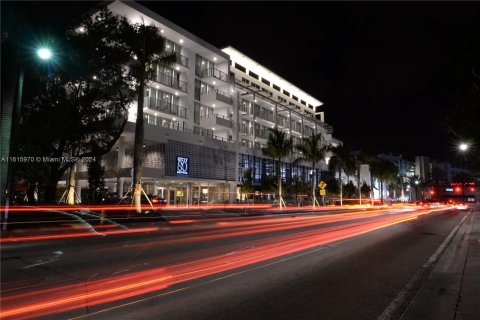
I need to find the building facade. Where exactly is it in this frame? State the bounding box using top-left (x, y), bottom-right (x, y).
top-left (72, 0), bottom-right (338, 205)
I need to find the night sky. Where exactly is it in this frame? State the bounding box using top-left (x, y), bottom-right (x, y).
top-left (4, 1), bottom-right (480, 163)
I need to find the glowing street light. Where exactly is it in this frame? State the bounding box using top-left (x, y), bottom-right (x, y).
top-left (459, 143), bottom-right (469, 152)
top-left (37, 48), bottom-right (53, 60)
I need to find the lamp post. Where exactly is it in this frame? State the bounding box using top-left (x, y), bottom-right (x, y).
top-left (458, 142), bottom-right (469, 203)
top-left (2, 46), bottom-right (53, 230)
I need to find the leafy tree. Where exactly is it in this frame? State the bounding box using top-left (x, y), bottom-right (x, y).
top-left (343, 181), bottom-right (357, 198)
top-left (295, 133), bottom-right (328, 207)
top-left (360, 182), bottom-right (371, 200)
top-left (262, 128), bottom-right (293, 209)
top-left (371, 158), bottom-right (398, 201)
top-left (353, 152), bottom-right (369, 205)
top-left (240, 167), bottom-right (255, 200)
top-left (116, 17), bottom-right (176, 212)
top-left (325, 177), bottom-right (340, 197)
top-left (287, 174), bottom-right (309, 206)
top-left (259, 173), bottom-right (277, 194)
top-left (19, 8), bottom-right (134, 203)
top-left (328, 145), bottom-right (355, 206)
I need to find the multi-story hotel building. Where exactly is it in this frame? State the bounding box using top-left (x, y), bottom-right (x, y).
top-left (74, 0), bottom-right (340, 205)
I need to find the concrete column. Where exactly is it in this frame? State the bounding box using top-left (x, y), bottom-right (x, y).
top-left (229, 182), bottom-right (236, 204)
top-left (274, 103), bottom-right (278, 128)
top-left (252, 94), bottom-right (256, 147)
top-left (187, 182), bottom-right (193, 207)
top-left (301, 115), bottom-right (304, 141)
top-left (288, 110), bottom-right (292, 139)
top-left (153, 183), bottom-right (158, 196)
top-left (167, 187), bottom-right (171, 206)
top-left (117, 177), bottom-right (123, 197)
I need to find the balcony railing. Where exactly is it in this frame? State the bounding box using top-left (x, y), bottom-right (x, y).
top-left (161, 51), bottom-right (189, 69)
top-left (194, 126), bottom-right (231, 142)
top-left (173, 52), bottom-right (189, 68)
top-left (197, 67), bottom-right (231, 82)
top-left (150, 73), bottom-right (188, 93)
top-left (145, 97), bottom-right (187, 118)
top-left (201, 88), bottom-right (233, 105)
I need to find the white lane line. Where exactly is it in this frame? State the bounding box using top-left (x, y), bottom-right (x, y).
top-left (24, 251), bottom-right (64, 269)
top-left (378, 212), bottom-right (470, 320)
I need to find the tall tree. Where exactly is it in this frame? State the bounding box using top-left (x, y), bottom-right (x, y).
top-left (294, 133), bottom-right (328, 207)
top-left (18, 8), bottom-right (134, 203)
top-left (240, 167), bottom-right (255, 201)
top-left (371, 158), bottom-right (398, 202)
top-left (328, 145), bottom-right (355, 206)
top-left (262, 128), bottom-right (293, 209)
top-left (287, 174), bottom-right (309, 206)
top-left (353, 152), bottom-right (369, 205)
top-left (117, 18), bottom-right (176, 213)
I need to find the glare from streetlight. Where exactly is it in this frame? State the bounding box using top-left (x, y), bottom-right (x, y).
top-left (459, 143), bottom-right (469, 152)
top-left (37, 48), bottom-right (52, 60)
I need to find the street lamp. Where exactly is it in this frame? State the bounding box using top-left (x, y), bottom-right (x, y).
top-left (459, 143), bottom-right (469, 152)
top-left (37, 48), bottom-right (52, 60)
top-left (3, 46), bottom-right (54, 229)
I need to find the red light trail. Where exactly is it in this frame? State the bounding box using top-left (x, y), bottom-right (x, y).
top-left (0, 207), bottom-right (452, 319)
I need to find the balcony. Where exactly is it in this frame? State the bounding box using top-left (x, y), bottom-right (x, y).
top-left (197, 67), bottom-right (231, 83)
top-left (144, 97), bottom-right (187, 118)
top-left (200, 89), bottom-right (233, 108)
top-left (172, 52), bottom-right (189, 69)
top-left (150, 73), bottom-right (188, 93)
top-left (200, 113), bottom-right (232, 130)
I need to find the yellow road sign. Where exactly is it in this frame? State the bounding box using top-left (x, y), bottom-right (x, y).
top-left (320, 189), bottom-right (327, 196)
top-left (318, 181), bottom-right (327, 189)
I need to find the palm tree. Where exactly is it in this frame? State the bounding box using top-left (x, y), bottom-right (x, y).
top-left (118, 18), bottom-right (176, 212)
top-left (353, 152), bottom-right (369, 205)
top-left (371, 158), bottom-right (398, 202)
top-left (328, 145), bottom-right (355, 206)
top-left (262, 128), bottom-right (293, 209)
top-left (295, 133), bottom-right (328, 207)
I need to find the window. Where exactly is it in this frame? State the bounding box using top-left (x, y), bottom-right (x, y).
top-left (292, 95), bottom-right (298, 101)
top-left (301, 100), bottom-right (306, 106)
top-left (252, 83), bottom-right (260, 90)
top-left (261, 78), bottom-right (270, 85)
top-left (235, 63), bottom-right (246, 73)
top-left (272, 84), bottom-right (280, 91)
top-left (278, 97), bottom-right (287, 103)
top-left (242, 77), bottom-right (250, 84)
top-left (248, 70), bottom-right (259, 80)
top-left (283, 90), bottom-right (290, 97)
top-left (309, 104), bottom-right (314, 110)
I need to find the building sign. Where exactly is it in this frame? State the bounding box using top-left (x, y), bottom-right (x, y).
top-left (176, 156), bottom-right (189, 175)
top-left (445, 188), bottom-right (453, 192)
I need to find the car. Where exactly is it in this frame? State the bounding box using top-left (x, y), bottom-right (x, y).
top-left (456, 203), bottom-right (469, 211)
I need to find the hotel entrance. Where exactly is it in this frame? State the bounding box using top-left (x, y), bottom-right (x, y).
top-left (151, 180), bottom-right (233, 207)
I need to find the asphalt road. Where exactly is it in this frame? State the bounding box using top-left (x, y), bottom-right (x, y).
top-left (1, 206), bottom-right (474, 320)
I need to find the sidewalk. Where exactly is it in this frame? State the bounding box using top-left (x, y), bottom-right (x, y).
top-left (401, 208), bottom-right (480, 320)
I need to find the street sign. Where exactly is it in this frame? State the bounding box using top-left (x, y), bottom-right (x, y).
top-left (320, 189), bottom-right (327, 196)
top-left (318, 181), bottom-right (327, 190)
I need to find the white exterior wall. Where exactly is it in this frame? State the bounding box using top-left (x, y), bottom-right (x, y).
top-left (72, 1), bottom-right (341, 205)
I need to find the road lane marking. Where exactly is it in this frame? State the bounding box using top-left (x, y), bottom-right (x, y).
top-left (378, 212), bottom-right (470, 320)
